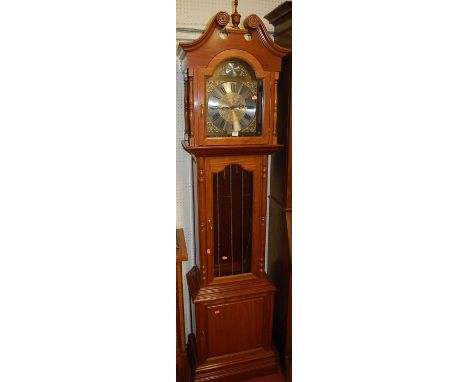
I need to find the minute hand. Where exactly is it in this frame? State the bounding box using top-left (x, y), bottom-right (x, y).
top-left (232, 110), bottom-right (241, 132)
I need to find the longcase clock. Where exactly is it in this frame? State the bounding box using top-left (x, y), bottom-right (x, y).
top-left (178, 4), bottom-right (290, 381)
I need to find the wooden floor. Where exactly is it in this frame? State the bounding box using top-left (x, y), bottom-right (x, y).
top-left (244, 354), bottom-right (290, 382)
top-left (244, 367), bottom-right (286, 382)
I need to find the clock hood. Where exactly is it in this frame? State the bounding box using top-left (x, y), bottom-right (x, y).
top-left (177, 11), bottom-right (290, 72)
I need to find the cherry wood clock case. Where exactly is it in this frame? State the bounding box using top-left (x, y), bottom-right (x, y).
top-left (178, 5), bottom-right (289, 381)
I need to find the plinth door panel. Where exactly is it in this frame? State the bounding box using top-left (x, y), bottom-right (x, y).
top-left (206, 297), bottom-right (263, 358)
top-left (190, 288), bottom-right (276, 378)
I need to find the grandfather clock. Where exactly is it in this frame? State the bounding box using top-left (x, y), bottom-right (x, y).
top-left (178, 3), bottom-right (290, 381)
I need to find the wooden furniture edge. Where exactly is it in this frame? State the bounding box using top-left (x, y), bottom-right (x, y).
top-left (176, 228), bottom-right (189, 262)
top-left (182, 141), bottom-right (283, 156)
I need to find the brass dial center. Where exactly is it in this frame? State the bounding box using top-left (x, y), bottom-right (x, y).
top-left (218, 93), bottom-right (247, 122)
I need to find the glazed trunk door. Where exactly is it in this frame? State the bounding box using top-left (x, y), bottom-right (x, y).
top-left (212, 164), bottom-right (253, 277)
top-left (205, 156), bottom-right (262, 282)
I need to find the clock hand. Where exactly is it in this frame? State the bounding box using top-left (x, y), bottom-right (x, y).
top-left (229, 104), bottom-right (245, 110)
top-left (232, 110), bottom-right (241, 132)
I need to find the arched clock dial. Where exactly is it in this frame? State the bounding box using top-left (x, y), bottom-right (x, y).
top-left (205, 59), bottom-right (262, 137)
top-left (207, 81), bottom-right (256, 134)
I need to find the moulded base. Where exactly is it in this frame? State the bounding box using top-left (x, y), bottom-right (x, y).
top-left (187, 334), bottom-right (277, 382)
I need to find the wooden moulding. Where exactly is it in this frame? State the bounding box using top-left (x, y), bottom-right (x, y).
top-left (182, 141), bottom-right (282, 157)
top-left (187, 68), bottom-right (195, 146)
top-left (191, 349), bottom-right (277, 382)
top-left (183, 77), bottom-right (189, 141)
top-left (258, 155), bottom-right (269, 278)
top-left (179, 12), bottom-right (290, 71)
top-left (196, 157), bottom-right (208, 286)
top-left (179, 11), bottom-right (289, 57)
top-left (194, 277), bottom-right (276, 303)
top-left (243, 14), bottom-right (290, 58)
top-left (186, 265), bottom-right (276, 303)
top-left (273, 72), bottom-right (279, 141)
top-left (179, 12), bottom-right (229, 56)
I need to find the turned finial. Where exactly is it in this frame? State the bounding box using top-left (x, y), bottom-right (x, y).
top-left (231, 0), bottom-right (241, 29)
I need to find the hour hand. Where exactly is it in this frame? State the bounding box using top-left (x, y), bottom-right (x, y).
top-left (232, 110), bottom-right (241, 132)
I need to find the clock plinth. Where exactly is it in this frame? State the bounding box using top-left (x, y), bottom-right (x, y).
top-left (179, 7), bottom-right (290, 381)
top-left (186, 267), bottom-right (277, 382)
